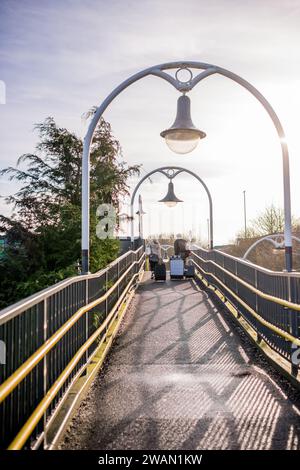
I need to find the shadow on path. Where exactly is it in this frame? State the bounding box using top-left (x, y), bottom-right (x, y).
top-left (61, 276), bottom-right (300, 450)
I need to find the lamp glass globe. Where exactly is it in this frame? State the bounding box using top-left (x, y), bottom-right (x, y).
top-left (165, 129), bottom-right (200, 154)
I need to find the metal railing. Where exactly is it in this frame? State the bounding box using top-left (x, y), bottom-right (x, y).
top-left (0, 246), bottom-right (145, 449)
top-left (191, 247), bottom-right (300, 373)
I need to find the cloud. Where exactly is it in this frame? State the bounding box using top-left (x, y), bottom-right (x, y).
top-left (1, 0), bottom-right (300, 243)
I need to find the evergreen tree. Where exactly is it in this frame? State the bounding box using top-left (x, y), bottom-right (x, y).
top-left (0, 116), bottom-right (139, 308)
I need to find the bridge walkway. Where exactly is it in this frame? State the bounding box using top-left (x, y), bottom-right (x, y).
top-left (60, 275), bottom-right (300, 450)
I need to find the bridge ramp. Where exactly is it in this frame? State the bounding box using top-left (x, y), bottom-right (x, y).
top-left (61, 276), bottom-right (300, 450)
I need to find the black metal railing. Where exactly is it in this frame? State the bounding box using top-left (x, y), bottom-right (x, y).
top-left (191, 247), bottom-right (300, 369)
top-left (0, 246), bottom-right (145, 449)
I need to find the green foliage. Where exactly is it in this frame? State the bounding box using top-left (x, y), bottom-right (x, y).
top-left (235, 205), bottom-right (299, 241)
top-left (0, 115), bottom-right (139, 308)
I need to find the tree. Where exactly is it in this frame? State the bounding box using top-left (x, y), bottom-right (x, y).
top-left (225, 205), bottom-right (300, 271)
top-left (252, 204), bottom-right (285, 235)
top-left (0, 116), bottom-right (139, 308)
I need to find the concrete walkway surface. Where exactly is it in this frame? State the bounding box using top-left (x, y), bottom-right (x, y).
top-left (61, 276), bottom-right (300, 450)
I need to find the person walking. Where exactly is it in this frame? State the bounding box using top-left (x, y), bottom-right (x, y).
top-left (148, 239), bottom-right (161, 279)
top-left (174, 234), bottom-right (190, 264)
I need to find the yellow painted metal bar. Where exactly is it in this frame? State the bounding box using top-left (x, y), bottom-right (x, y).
top-left (48, 286), bottom-right (137, 450)
top-left (192, 259), bottom-right (300, 347)
top-left (192, 252), bottom-right (300, 311)
top-left (0, 255), bottom-right (144, 405)
top-left (7, 267), bottom-right (144, 450)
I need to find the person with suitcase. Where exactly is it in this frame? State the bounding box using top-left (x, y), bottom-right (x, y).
top-left (148, 240), bottom-right (161, 279)
top-left (174, 234), bottom-right (190, 265)
top-left (184, 260), bottom-right (195, 278)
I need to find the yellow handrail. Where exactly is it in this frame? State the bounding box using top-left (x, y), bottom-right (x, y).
top-left (7, 269), bottom-right (143, 450)
top-left (192, 251), bottom-right (300, 311)
top-left (4, 248), bottom-right (299, 449)
top-left (0, 255), bottom-right (144, 404)
top-left (192, 258), bottom-right (300, 347)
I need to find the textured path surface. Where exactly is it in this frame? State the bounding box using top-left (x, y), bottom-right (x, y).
top-left (61, 276), bottom-right (300, 450)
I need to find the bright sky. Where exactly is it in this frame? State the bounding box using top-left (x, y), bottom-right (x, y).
top-left (1, 0), bottom-right (300, 245)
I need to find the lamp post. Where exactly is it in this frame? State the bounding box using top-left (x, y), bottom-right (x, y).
top-left (135, 194), bottom-right (146, 239)
top-left (207, 218), bottom-right (210, 249)
top-left (243, 190), bottom-right (247, 238)
top-left (82, 61), bottom-right (292, 273)
top-left (130, 166), bottom-right (213, 249)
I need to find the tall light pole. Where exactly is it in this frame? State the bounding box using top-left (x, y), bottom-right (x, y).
top-left (81, 61), bottom-right (292, 273)
top-left (243, 190), bottom-right (247, 238)
top-left (207, 218), bottom-right (210, 249)
top-left (135, 194), bottom-right (145, 240)
top-left (130, 166), bottom-right (214, 249)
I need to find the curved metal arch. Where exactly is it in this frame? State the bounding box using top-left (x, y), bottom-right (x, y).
top-left (243, 234), bottom-right (300, 260)
top-left (130, 166), bottom-right (213, 249)
top-left (82, 60), bottom-right (292, 273)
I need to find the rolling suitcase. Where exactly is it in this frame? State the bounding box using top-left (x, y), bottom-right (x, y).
top-left (184, 263), bottom-right (195, 278)
top-left (170, 256), bottom-right (184, 280)
top-left (154, 262), bottom-right (166, 281)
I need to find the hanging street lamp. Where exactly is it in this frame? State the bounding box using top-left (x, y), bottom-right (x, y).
top-left (158, 179), bottom-right (183, 207)
top-left (82, 61), bottom-right (293, 273)
top-left (160, 94), bottom-right (206, 154)
top-left (130, 166), bottom-right (213, 249)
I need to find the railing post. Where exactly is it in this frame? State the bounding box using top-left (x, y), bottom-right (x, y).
top-left (235, 260), bottom-right (241, 319)
top-left (43, 298), bottom-right (48, 449)
top-left (117, 261), bottom-right (120, 299)
top-left (105, 270), bottom-right (108, 341)
top-left (85, 279), bottom-right (89, 367)
top-left (135, 249), bottom-right (138, 274)
top-left (254, 268), bottom-right (262, 343)
top-left (222, 254), bottom-right (225, 283)
top-left (289, 275), bottom-right (299, 376)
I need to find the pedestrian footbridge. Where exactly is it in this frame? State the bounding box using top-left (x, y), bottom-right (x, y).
top-left (0, 245), bottom-right (300, 449)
